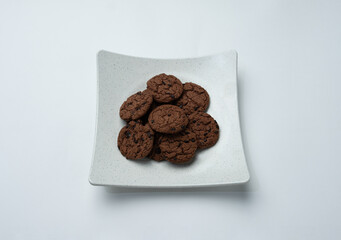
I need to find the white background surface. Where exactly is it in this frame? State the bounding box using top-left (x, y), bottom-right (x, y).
top-left (1, 0), bottom-right (340, 239)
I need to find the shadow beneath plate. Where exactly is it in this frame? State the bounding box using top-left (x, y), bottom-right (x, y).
top-left (97, 181), bottom-right (254, 206)
top-left (104, 180), bottom-right (252, 194)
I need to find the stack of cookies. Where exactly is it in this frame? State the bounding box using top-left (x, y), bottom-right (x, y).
top-left (117, 73), bottom-right (219, 164)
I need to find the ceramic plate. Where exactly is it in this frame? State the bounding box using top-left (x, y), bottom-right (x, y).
top-left (89, 50), bottom-right (250, 188)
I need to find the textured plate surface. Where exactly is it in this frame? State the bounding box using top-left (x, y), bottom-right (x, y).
top-left (89, 50), bottom-right (249, 188)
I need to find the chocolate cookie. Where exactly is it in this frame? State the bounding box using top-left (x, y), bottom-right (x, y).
top-left (117, 121), bottom-right (154, 159)
top-left (140, 99), bottom-right (158, 124)
top-left (119, 91), bottom-right (153, 121)
top-left (148, 105), bottom-right (188, 134)
top-left (187, 112), bottom-right (219, 149)
top-left (176, 82), bottom-right (210, 115)
top-left (147, 73), bottom-right (183, 103)
top-left (159, 130), bottom-right (197, 164)
top-left (148, 133), bottom-right (164, 161)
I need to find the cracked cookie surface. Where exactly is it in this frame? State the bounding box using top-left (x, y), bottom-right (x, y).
top-left (119, 91), bottom-right (153, 121)
top-left (159, 130), bottom-right (197, 164)
top-left (187, 112), bottom-right (219, 149)
top-left (176, 82), bottom-right (209, 115)
top-left (117, 121), bottom-right (154, 159)
top-left (147, 73), bottom-right (183, 103)
top-left (148, 105), bottom-right (188, 134)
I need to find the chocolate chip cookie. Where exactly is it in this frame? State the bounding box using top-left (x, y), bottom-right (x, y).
top-left (147, 73), bottom-right (183, 103)
top-left (117, 121), bottom-right (154, 159)
top-left (119, 91), bottom-right (153, 121)
top-left (176, 82), bottom-right (210, 115)
top-left (187, 112), bottom-right (219, 149)
top-left (159, 130), bottom-right (197, 164)
top-left (148, 105), bottom-right (188, 134)
top-left (140, 99), bottom-right (158, 124)
top-left (148, 133), bottom-right (164, 161)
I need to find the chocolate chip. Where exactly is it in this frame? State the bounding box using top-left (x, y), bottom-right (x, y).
top-left (194, 106), bottom-right (199, 111)
top-left (204, 138), bottom-right (207, 142)
top-left (170, 94), bottom-right (175, 99)
top-left (127, 102), bottom-right (132, 106)
top-left (168, 114), bottom-right (171, 116)
top-left (216, 124), bottom-right (219, 129)
top-left (197, 123), bottom-right (200, 126)
top-left (191, 138), bottom-right (195, 142)
top-left (142, 101), bottom-right (146, 105)
top-left (125, 131), bottom-right (131, 138)
top-left (137, 91), bottom-right (142, 95)
top-left (214, 130), bottom-right (219, 134)
top-left (168, 84), bottom-right (172, 87)
top-left (155, 147), bottom-right (161, 154)
top-left (184, 140), bottom-right (189, 143)
top-left (136, 106), bottom-right (140, 110)
top-left (171, 127), bottom-right (175, 131)
top-left (208, 128), bottom-right (211, 132)
top-left (141, 137), bottom-right (144, 142)
top-left (147, 131), bottom-right (152, 138)
top-left (151, 120), bottom-right (154, 123)
top-left (178, 143), bottom-right (182, 147)
top-left (134, 139), bottom-right (138, 143)
top-left (204, 133), bottom-right (208, 136)
top-left (179, 104), bottom-right (183, 108)
top-left (181, 125), bottom-right (185, 129)
top-left (192, 120), bottom-right (196, 123)
top-left (185, 131), bottom-right (190, 134)
top-left (162, 80), bottom-right (166, 85)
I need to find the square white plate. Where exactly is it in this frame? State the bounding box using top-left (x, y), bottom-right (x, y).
top-left (89, 50), bottom-right (250, 188)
